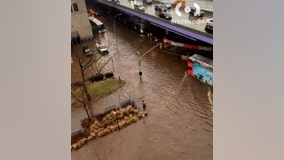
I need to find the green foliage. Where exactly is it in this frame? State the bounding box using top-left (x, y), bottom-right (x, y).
top-left (74, 79), bottom-right (126, 100)
top-left (105, 72), bottom-right (114, 78)
top-left (89, 73), bottom-right (104, 82)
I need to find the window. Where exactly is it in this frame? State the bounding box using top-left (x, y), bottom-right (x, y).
top-left (72, 3), bottom-right (79, 12)
top-left (71, 6), bottom-right (73, 12)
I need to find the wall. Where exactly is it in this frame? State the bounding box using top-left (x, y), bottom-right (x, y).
top-left (71, 0), bottom-right (93, 40)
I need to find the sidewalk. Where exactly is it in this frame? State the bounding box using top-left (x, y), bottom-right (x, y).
top-left (71, 92), bottom-right (144, 133)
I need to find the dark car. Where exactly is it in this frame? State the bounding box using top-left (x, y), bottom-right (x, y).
top-left (83, 46), bottom-right (92, 56)
top-left (189, 7), bottom-right (205, 17)
top-left (143, 0), bottom-right (153, 4)
top-left (158, 12), bottom-right (172, 20)
top-left (112, 0), bottom-right (120, 4)
top-left (133, 23), bottom-right (148, 34)
top-left (134, 3), bottom-right (145, 12)
top-left (159, 2), bottom-right (172, 9)
top-left (155, 4), bottom-right (167, 12)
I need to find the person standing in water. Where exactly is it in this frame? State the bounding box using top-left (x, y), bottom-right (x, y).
top-left (142, 100), bottom-right (146, 111)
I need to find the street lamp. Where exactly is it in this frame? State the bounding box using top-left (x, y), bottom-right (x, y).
top-left (112, 13), bottom-right (122, 77)
top-left (113, 13), bottom-right (122, 45)
top-left (137, 43), bottom-right (161, 79)
top-left (111, 58), bottom-right (115, 74)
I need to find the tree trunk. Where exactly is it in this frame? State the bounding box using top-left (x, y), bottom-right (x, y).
top-left (80, 66), bottom-right (94, 117)
top-left (83, 103), bottom-right (91, 121)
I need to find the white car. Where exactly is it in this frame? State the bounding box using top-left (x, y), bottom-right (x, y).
top-left (96, 43), bottom-right (108, 54)
top-left (98, 29), bottom-right (106, 34)
top-left (205, 19), bottom-right (213, 34)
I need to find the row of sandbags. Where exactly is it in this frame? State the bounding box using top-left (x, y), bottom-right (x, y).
top-left (71, 105), bottom-right (146, 150)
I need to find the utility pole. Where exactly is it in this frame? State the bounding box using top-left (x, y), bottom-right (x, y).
top-left (111, 58), bottom-right (115, 75)
top-left (112, 13), bottom-right (122, 76)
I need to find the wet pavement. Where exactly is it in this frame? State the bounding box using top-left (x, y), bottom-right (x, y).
top-left (71, 16), bottom-right (213, 160)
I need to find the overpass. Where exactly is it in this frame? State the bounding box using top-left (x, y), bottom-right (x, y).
top-left (95, 0), bottom-right (213, 45)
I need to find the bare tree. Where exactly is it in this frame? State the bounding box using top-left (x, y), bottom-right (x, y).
top-left (72, 51), bottom-right (103, 117)
top-left (71, 87), bottom-right (91, 120)
top-left (71, 44), bottom-right (118, 118)
top-left (71, 28), bottom-right (122, 119)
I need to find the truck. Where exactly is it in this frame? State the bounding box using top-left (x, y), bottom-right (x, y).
top-left (172, 0), bottom-right (186, 8)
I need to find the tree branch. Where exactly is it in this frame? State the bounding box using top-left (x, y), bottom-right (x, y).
top-left (71, 88), bottom-right (85, 104)
top-left (73, 51), bottom-right (80, 63)
top-left (96, 57), bottom-right (113, 73)
top-left (82, 54), bottom-right (103, 71)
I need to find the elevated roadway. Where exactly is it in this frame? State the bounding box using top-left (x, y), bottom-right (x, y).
top-left (95, 0), bottom-right (213, 44)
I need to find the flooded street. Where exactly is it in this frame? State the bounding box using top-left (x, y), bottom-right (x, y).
top-left (71, 16), bottom-right (213, 160)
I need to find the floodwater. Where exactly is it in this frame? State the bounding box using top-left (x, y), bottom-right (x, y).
top-left (71, 16), bottom-right (213, 160)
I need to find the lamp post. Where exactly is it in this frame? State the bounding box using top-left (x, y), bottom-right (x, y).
top-left (113, 13), bottom-right (122, 45)
top-left (112, 13), bottom-right (122, 76)
top-left (111, 58), bottom-right (115, 74)
top-left (137, 43), bottom-right (161, 79)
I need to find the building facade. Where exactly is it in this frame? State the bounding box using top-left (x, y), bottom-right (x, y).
top-left (71, 0), bottom-right (93, 44)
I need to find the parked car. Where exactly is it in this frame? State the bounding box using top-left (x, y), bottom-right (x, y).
top-left (154, 4), bottom-right (167, 12)
top-left (158, 12), bottom-right (172, 20)
top-left (83, 46), bottom-right (92, 56)
top-left (143, 0), bottom-right (153, 4)
top-left (205, 19), bottom-right (213, 34)
top-left (189, 7), bottom-right (205, 17)
top-left (134, 3), bottom-right (145, 12)
top-left (159, 2), bottom-right (172, 9)
top-left (112, 0), bottom-right (120, 4)
top-left (96, 42), bottom-right (108, 54)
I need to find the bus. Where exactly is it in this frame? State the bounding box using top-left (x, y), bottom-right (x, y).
top-left (187, 54), bottom-right (213, 86)
top-left (89, 16), bottom-right (105, 34)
